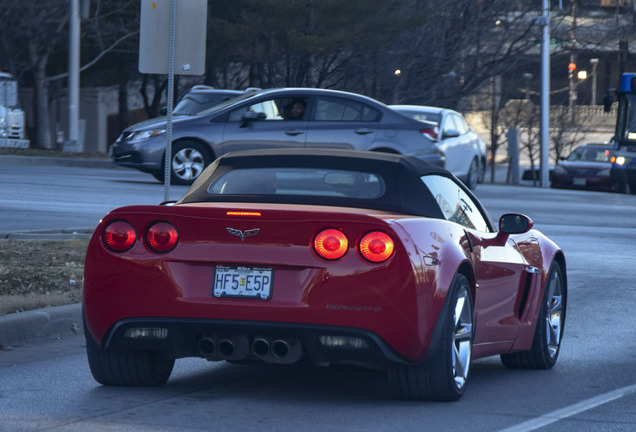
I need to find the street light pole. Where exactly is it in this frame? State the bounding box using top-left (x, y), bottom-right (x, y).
top-left (539, 0), bottom-right (550, 188)
top-left (66, 0), bottom-right (80, 153)
top-left (590, 58), bottom-right (599, 105)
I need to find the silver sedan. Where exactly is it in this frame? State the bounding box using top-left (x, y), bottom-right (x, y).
top-left (111, 88), bottom-right (446, 185)
top-left (391, 105), bottom-right (487, 189)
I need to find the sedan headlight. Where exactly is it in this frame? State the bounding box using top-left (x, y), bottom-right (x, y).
top-left (611, 155), bottom-right (634, 166)
top-left (130, 129), bottom-right (165, 142)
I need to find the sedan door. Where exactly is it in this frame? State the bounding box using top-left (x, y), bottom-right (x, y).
top-left (220, 96), bottom-right (310, 154)
top-left (304, 96), bottom-right (379, 150)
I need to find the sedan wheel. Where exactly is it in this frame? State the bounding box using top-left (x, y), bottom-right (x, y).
top-left (388, 273), bottom-right (473, 401)
top-left (501, 261), bottom-right (566, 369)
top-left (465, 158), bottom-right (478, 190)
top-left (170, 141), bottom-right (211, 185)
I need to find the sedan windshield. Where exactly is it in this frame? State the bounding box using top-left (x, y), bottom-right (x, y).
top-left (567, 146), bottom-right (611, 162)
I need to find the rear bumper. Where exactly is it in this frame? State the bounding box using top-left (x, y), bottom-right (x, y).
top-left (101, 317), bottom-right (414, 368)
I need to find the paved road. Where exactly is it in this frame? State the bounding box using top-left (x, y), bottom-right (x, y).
top-left (0, 160), bottom-right (188, 236)
top-left (1, 161), bottom-right (635, 431)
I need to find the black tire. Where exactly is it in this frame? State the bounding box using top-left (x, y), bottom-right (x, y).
top-left (465, 158), bottom-right (479, 190)
top-left (388, 273), bottom-right (473, 401)
top-left (501, 261), bottom-right (566, 369)
top-left (84, 320), bottom-right (174, 386)
top-left (169, 141), bottom-right (212, 185)
top-left (151, 170), bottom-right (165, 183)
top-left (478, 158), bottom-right (486, 184)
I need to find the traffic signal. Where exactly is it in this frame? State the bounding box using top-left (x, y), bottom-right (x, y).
top-left (568, 62), bottom-right (576, 78)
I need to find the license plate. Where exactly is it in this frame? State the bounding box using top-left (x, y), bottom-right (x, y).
top-left (213, 266), bottom-right (273, 299)
top-left (573, 177), bottom-right (586, 186)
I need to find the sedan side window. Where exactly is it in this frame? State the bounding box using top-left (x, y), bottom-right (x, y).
top-left (228, 98), bottom-right (298, 122)
top-left (421, 175), bottom-right (490, 232)
top-left (314, 97), bottom-right (380, 122)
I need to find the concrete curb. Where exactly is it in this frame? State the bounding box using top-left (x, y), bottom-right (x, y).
top-left (0, 303), bottom-right (83, 348)
top-left (0, 228), bottom-right (95, 240)
top-left (0, 155), bottom-right (116, 169)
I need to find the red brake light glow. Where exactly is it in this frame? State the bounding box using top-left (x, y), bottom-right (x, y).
top-left (226, 211), bottom-right (262, 217)
top-left (103, 221), bottom-right (136, 252)
top-left (146, 222), bottom-right (179, 253)
top-left (314, 229), bottom-right (349, 260)
top-left (359, 231), bottom-right (394, 263)
top-left (421, 126), bottom-right (438, 142)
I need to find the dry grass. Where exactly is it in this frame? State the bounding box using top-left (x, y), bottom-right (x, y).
top-left (0, 238), bottom-right (88, 316)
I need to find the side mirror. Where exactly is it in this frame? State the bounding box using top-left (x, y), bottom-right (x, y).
top-left (492, 213), bottom-right (533, 245)
top-left (443, 128), bottom-right (460, 139)
top-left (499, 213), bottom-right (533, 234)
top-left (240, 111), bottom-right (267, 128)
top-left (242, 111), bottom-right (267, 121)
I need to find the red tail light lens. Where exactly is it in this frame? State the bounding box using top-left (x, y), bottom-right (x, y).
top-left (421, 127), bottom-right (438, 142)
top-left (314, 229), bottom-right (349, 260)
top-left (359, 231), bottom-right (394, 263)
top-left (103, 221), bottom-right (136, 252)
top-left (146, 222), bottom-right (179, 253)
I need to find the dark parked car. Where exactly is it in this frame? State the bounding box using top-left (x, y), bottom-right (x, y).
top-left (390, 105), bottom-right (487, 189)
top-left (551, 143), bottom-right (623, 192)
top-left (110, 88), bottom-right (445, 185)
top-left (84, 149), bottom-right (566, 401)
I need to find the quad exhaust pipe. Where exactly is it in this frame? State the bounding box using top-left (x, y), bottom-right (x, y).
top-left (197, 335), bottom-right (249, 361)
top-left (198, 334), bottom-right (302, 364)
top-left (252, 336), bottom-right (302, 364)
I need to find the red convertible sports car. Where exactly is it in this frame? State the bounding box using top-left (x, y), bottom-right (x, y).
top-left (83, 149), bottom-right (567, 401)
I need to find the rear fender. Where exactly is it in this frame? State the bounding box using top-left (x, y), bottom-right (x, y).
top-left (508, 230), bottom-right (566, 351)
top-left (392, 219), bottom-right (473, 363)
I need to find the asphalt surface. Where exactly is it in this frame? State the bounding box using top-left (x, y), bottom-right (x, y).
top-left (0, 154), bottom-right (537, 350)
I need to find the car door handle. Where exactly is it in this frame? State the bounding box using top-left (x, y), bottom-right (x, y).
top-left (355, 128), bottom-right (375, 135)
top-left (285, 129), bottom-right (305, 136)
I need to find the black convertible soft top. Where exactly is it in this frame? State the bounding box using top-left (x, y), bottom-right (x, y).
top-left (177, 149), bottom-right (455, 218)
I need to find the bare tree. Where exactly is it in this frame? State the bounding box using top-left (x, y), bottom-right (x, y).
top-left (0, 0), bottom-right (138, 149)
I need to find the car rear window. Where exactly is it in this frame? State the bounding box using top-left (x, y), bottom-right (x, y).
top-left (207, 168), bottom-right (386, 199)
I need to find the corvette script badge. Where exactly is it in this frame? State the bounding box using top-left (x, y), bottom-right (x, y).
top-left (226, 227), bottom-right (260, 241)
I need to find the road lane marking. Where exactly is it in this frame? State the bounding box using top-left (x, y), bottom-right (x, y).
top-left (498, 383), bottom-right (636, 432)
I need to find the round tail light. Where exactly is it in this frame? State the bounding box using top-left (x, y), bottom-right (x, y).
top-left (359, 231), bottom-right (394, 263)
top-left (314, 229), bottom-right (349, 260)
top-left (146, 222), bottom-right (179, 253)
top-left (103, 221), bottom-right (136, 252)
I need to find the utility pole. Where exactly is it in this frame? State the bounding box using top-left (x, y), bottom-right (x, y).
top-left (568, 0), bottom-right (578, 123)
top-left (65, 0), bottom-right (80, 153)
top-left (539, 0), bottom-right (550, 188)
top-left (590, 58), bottom-right (599, 105)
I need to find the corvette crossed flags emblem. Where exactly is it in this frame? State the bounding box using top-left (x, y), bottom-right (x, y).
top-left (226, 227), bottom-right (260, 241)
